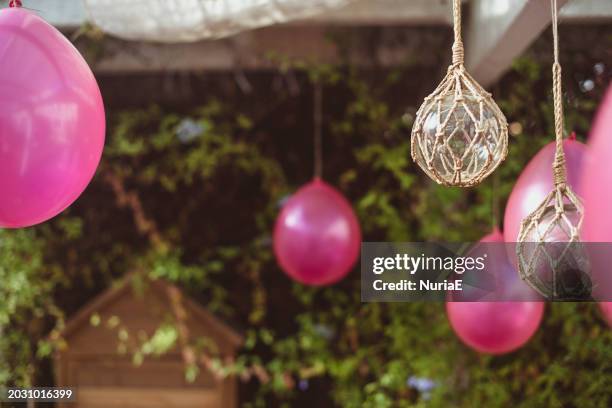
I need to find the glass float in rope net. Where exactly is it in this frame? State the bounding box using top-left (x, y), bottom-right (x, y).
top-left (516, 187), bottom-right (592, 300)
top-left (410, 0), bottom-right (508, 187)
top-left (411, 76), bottom-right (508, 187)
top-left (517, 0), bottom-right (592, 301)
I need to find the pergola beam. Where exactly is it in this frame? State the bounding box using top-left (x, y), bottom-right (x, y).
top-left (465, 0), bottom-right (612, 87)
top-left (85, 26), bottom-right (446, 73)
top-left (465, 0), bottom-right (570, 88)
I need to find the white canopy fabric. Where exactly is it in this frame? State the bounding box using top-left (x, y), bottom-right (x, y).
top-left (83, 0), bottom-right (352, 42)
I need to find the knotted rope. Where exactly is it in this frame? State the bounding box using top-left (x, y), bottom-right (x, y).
top-left (451, 0), bottom-right (464, 66)
top-left (551, 0), bottom-right (567, 188)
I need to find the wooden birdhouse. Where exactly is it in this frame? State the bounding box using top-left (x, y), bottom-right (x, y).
top-left (54, 276), bottom-right (242, 408)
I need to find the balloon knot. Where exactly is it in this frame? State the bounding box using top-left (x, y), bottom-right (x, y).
top-left (569, 131), bottom-right (577, 141)
top-left (9, 0), bottom-right (22, 7)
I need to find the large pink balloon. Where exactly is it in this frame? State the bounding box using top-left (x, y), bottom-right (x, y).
top-left (503, 139), bottom-right (587, 244)
top-left (583, 85), bottom-right (612, 243)
top-left (582, 85), bottom-right (612, 300)
top-left (0, 8), bottom-right (105, 227)
top-left (273, 178), bottom-right (361, 286)
top-left (447, 229), bottom-right (545, 354)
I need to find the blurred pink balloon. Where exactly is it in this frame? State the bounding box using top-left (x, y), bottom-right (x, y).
top-left (0, 8), bottom-right (105, 227)
top-left (480, 229), bottom-right (503, 244)
top-left (447, 229), bottom-right (545, 354)
top-left (273, 178), bottom-right (361, 286)
top-left (582, 86), bottom-right (612, 300)
top-left (503, 138), bottom-right (587, 244)
top-left (583, 85), bottom-right (612, 243)
top-left (600, 303), bottom-right (612, 328)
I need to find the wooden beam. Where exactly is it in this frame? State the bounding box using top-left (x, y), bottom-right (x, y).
top-left (84, 25), bottom-right (449, 74)
top-left (465, 0), bottom-right (570, 88)
top-left (88, 26), bottom-right (338, 73)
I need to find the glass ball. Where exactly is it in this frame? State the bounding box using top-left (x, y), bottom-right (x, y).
top-left (518, 203), bottom-right (591, 300)
top-left (526, 203), bottom-right (581, 242)
top-left (413, 93), bottom-right (506, 186)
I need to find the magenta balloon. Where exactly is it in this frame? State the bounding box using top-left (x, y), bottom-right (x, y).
top-left (447, 229), bottom-right (545, 354)
top-left (0, 8), bottom-right (105, 227)
top-left (583, 86), bottom-right (612, 243)
top-left (600, 303), bottom-right (612, 328)
top-left (273, 178), bottom-right (361, 286)
top-left (582, 86), bottom-right (612, 299)
top-left (503, 139), bottom-right (587, 244)
top-left (480, 228), bottom-right (503, 244)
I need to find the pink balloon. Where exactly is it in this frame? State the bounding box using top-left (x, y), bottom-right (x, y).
top-left (273, 178), bottom-right (361, 286)
top-left (583, 85), bottom-right (612, 243)
top-left (0, 8), bottom-right (105, 227)
top-left (503, 139), bottom-right (588, 244)
top-left (447, 229), bottom-right (545, 354)
top-left (479, 228), bottom-right (504, 245)
top-left (582, 86), bottom-right (612, 299)
top-left (600, 303), bottom-right (612, 328)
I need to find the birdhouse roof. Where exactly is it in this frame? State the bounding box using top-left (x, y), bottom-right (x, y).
top-left (60, 274), bottom-right (243, 349)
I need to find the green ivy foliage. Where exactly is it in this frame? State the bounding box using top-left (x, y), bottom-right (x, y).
top-left (0, 25), bottom-right (610, 407)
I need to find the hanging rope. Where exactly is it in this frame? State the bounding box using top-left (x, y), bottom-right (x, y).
top-left (551, 0), bottom-right (567, 188)
top-left (313, 83), bottom-right (323, 179)
top-left (451, 0), bottom-right (464, 66)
